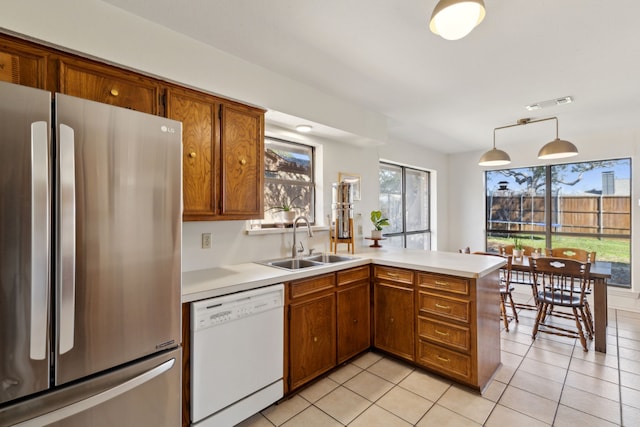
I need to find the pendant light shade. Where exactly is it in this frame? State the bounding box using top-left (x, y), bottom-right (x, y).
top-left (538, 138), bottom-right (579, 160)
top-left (478, 147), bottom-right (511, 166)
top-left (429, 0), bottom-right (486, 41)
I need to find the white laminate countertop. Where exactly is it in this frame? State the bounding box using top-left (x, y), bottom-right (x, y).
top-left (181, 247), bottom-right (505, 303)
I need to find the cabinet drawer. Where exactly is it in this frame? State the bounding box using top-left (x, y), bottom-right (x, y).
top-left (418, 340), bottom-right (471, 381)
top-left (418, 273), bottom-right (469, 296)
top-left (290, 274), bottom-right (336, 299)
top-left (418, 317), bottom-right (470, 352)
top-left (418, 292), bottom-right (470, 323)
top-left (337, 266), bottom-right (369, 286)
top-left (374, 266), bottom-right (413, 285)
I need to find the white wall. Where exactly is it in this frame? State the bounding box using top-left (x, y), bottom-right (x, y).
top-left (448, 128), bottom-right (640, 293)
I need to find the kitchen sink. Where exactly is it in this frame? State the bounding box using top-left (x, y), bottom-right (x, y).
top-left (259, 253), bottom-right (358, 271)
top-left (267, 259), bottom-right (323, 270)
top-left (305, 254), bottom-right (356, 263)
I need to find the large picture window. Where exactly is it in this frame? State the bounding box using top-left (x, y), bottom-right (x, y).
top-left (485, 158), bottom-right (631, 287)
top-left (264, 138), bottom-right (315, 226)
top-left (379, 162), bottom-right (431, 249)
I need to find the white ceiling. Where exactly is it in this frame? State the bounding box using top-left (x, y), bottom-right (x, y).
top-left (101, 0), bottom-right (640, 154)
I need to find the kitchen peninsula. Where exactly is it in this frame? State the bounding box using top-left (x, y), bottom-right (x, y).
top-left (182, 248), bottom-right (504, 426)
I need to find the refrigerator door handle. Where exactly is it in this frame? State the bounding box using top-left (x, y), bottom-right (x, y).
top-left (58, 124), bottom-right (76, 355)
top-left (11, 358), bottom-right (176, 427)
top-left (30, 121), bottom-right (49, 361)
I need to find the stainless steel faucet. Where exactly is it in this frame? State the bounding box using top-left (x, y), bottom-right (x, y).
top-left (292, 216), bottom-right (313, 258)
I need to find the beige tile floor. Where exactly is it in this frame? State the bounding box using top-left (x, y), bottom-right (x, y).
top-left (238, 289), bottom-right (640, 427)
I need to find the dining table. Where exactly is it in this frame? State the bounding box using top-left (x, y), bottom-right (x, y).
top-left (510, 256), bottom-right (612, 353)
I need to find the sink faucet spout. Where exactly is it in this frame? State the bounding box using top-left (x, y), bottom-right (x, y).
top-left (292, 215), bottom-right (313, 258)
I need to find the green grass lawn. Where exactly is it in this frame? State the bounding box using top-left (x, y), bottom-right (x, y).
top-left (487, 235), bottom-right (630, 263)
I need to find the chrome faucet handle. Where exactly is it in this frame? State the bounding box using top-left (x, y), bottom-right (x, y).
top-left (308, 248), bottom-right (315, 257)
top-left (297, 241), bottom-right (305, 254)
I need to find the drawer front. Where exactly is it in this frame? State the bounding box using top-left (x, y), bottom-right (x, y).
top-left (418, 273), bottom-right (469, 296)
top-left (290, 273), bottom-right (336, 299)
top-left (418, 292), bottom-right (470, 323)
top-left (418, 317), bottom-right (470, 352)
top-left (337, 266), bottom-right (370, 286)
top-left (374, 266), bottom-right (413, 285)
top-left (418, 340), bottom-right (471, 381)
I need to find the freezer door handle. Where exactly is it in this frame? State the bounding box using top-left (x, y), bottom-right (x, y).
top-left (58, 124), bottom-right (76, 355)
top-left (30, 121), bottom-right (49, 360)
top-left (11, 358), bottom-right (176, 427)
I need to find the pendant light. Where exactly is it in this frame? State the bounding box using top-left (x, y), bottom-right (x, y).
top-left (478, 128), bottom-right (511, 166)
top-left (537, 118), bottom-right (578, 159)
top-left (429, 0), bottom-right (486, 41)
top-left (479, 116), bottom-right (578, 167)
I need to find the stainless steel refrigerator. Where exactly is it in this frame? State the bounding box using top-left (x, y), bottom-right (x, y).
top-left (0, 81), bottom-right (182, 426)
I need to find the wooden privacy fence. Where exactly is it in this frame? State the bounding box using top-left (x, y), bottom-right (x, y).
top-left (487, 194), bottom-right (630, 235)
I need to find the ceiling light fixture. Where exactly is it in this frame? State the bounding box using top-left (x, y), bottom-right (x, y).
top-left (478, 128), bottom-right (511, 167)
top-left (478, 116), bottom-right (578, 166)
top-left (429, 0), bottom-right (486, 41)
top-left (525, 96), bottom-right (573, 111)
top-left (295, 124), bottom-right (312, 133)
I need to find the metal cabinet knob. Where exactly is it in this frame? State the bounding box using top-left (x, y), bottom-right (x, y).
top-left (110, 89), bottom-right (119, 96)
top-left (313, 336), bottom-right (318, 342)
top-left (240, 158), bottom-right (247, 165)
top-left (189, 152), bottom-right (197, 158)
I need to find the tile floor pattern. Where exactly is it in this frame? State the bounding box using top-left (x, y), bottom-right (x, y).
top-left (238, 290), bottom-right (640, 427)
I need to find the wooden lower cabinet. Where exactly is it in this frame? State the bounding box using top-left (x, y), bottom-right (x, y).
top-left (286, 266), bottom-right (371, 392)
top-left (373, 266), bottom-right (415, 362)
top-left (415, 271), bottom-right (501, 391)
top-left (336, 266), bottom-right (371, 363)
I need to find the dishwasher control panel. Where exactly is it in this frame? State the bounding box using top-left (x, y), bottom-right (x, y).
top-left (192, 284), bottom-right (284, 331)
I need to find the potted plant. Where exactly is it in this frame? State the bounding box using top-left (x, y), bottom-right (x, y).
top-left (512, 236), bottom-right (524, 259)
top-left (370, 210), bottom-right (389, 239)
top-left (266, 194), bottom-right (303, 225)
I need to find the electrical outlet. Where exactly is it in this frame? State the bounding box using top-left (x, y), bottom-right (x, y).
top-left (201, 233), bottom-right (211, 249)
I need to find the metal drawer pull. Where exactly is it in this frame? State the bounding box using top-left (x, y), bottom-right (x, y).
top-left (435, 329), bottom-right (450, 336)
top-left (435, 280), bottom-right (450, 287)
top-left (435, 303), bottom-right (451, 310)
top-left (437, 355), bottom-right (450, 363)
top-left (386, 272), bottom-right (399, 278)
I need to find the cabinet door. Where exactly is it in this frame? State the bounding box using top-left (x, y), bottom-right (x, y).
top-left (219, 103), bottom-right (264, 218)
top-left (289, 294), bottom-right (336, 390)
top-left (0, 36), bottom-right (47, 88)
top-left (374, 282), bottom-right (414, 361)
top-left (58, 58), bottom-right (160, 114)
top-left (166, 87), bottom-right (219, 219)
top-left (337, 281), bottom-right (370, 363)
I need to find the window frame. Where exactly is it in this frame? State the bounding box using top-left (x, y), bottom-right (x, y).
top-left (379, 161), bottom-right (431, 249)
top-left (263, 137), bottom-right (316, 227)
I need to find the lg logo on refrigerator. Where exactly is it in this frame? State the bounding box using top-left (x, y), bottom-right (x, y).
top-left (160, 125), bottom-right (176, 133)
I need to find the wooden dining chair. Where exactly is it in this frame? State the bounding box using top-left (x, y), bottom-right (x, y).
top-left (544, 247), bottom-right (596, 263)
top-left (472, 252), bottom-right (519, 331)
top-left (529, 257), bottom-right (592, 351)
top-left (499, 245), bottom-right (539, 311)
top-left (544, 247), bottom-right (596, 333)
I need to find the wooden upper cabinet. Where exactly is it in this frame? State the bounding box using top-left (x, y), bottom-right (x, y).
top-left (166, 87), bottom-right (219, 218)
top-left (58, 57), bottom-right (160, 114)
top-left (220, 103), bottom-right (264, 218)
top-left (167, 86), bottom-right (265, 221)
top-left (0, 36), bottom-right (48, 89)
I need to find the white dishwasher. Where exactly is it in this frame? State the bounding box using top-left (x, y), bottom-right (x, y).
top-left (191, 284), bottom-right (284, 427)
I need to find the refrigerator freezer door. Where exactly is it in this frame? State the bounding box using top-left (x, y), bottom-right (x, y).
top-left (54, 94), bottom-right (182, 385)
top-left (0, 81), bottom-right (51, 405)
top-left (0, 348), bottom-right (181, 426)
